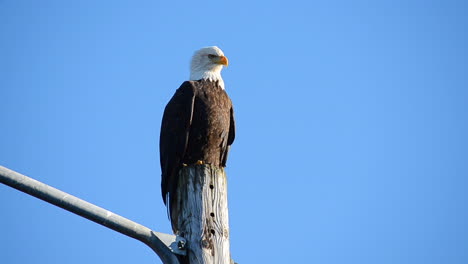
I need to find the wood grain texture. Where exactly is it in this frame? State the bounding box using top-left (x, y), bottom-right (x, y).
top-left (173, 164), bottom-right (231, 264)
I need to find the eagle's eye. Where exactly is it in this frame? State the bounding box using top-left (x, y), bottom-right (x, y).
top-left (207, 54), bottom-right (216, 59)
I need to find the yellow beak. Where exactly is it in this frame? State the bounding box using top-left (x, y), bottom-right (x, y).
top-left (217, 55), bottom-right (229, 67)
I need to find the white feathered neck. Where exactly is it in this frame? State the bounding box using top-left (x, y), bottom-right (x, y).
top-left (189, 46), bottom-right (226, 89)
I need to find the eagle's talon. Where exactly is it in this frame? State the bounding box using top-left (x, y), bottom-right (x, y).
top-left (182, 163), bottom-right (188, 167)
top-left (196, 160), bottom-right (204, 165)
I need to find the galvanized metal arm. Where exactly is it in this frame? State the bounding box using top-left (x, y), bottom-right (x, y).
top-left (0, 165), bottom-right (185, 264)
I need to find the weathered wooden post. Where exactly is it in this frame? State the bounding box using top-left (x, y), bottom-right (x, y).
top-left (172, 165), bottom-right (231, 264)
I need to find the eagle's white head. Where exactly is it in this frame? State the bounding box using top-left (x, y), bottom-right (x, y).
top-left (190, 46), bottom-right (229, 89)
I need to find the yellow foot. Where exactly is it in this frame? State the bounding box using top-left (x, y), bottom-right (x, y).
top-left (196, 160), bottom-right (204, 165)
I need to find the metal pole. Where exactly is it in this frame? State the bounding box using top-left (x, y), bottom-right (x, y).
top-left (0, 165), bottom-right (183, 264)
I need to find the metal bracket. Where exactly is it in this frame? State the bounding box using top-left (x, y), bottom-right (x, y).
top-left (153, 231), bottom-right (187, 256)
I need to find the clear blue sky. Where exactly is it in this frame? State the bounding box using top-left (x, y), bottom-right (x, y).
top-left (1, 1), bottom-right (467, 263)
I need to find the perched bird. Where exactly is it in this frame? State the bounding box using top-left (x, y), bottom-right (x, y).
top-left (160, 46), bottom-right (235, 228)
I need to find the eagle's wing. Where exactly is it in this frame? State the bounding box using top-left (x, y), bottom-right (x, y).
top-left (160, 81), bottom-right (196, 205)
top-left (221, 104), bottom-right (236, 167)
top-left (228, 106), bottom-right (235, 146)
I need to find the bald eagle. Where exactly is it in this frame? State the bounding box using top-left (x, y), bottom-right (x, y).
top-left (160, 46), bottom-right (235, 225)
